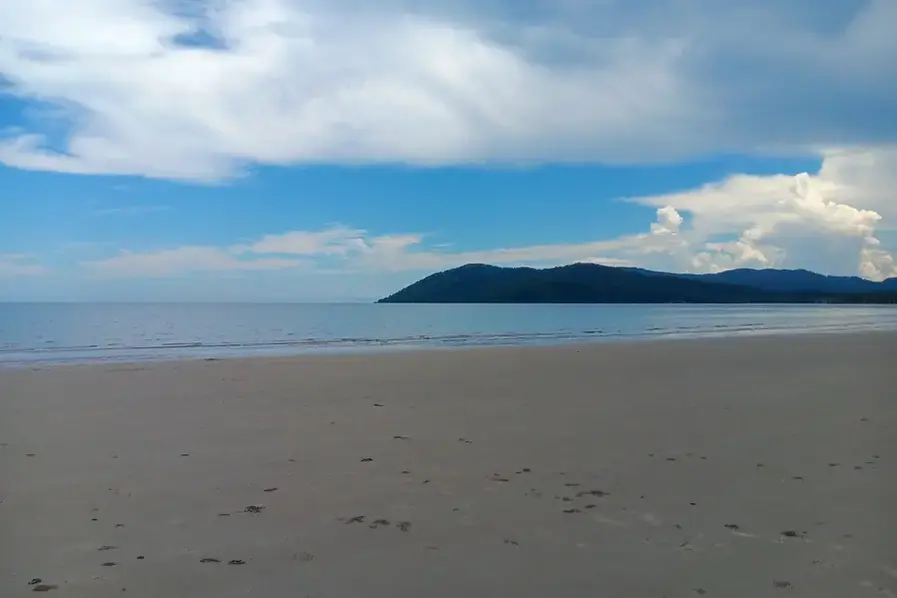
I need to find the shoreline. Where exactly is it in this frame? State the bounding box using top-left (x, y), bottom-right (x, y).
top-left (4, 325), bottom-right (897, 371)
top-left (2, 332), bottom-right (894, 597)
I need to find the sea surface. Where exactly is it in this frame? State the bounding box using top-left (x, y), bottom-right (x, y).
top-left (1, 303), bottom-right (896, 367)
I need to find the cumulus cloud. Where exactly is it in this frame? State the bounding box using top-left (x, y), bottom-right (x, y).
top-left (628, 148), bottom-right (897, 279)
top-left (1, 0), bottom-right (896, 180)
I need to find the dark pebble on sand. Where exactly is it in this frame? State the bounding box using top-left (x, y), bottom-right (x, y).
top-left (101, 562), bottom-right (117, 567)
top-left (666, 457), bottom-right (676, 462)
top-left (115, 523), bottom-right (125, 528)
top-left (373, 403), bottom-right (384, 407)
top-left (263, 487), bottom-right (278, 492)
top-left (397, 521), bottom-right (412, 532)
top-left (522, 468), bottom-right (531, 472)
top-left (773, 580), bottom-right (793, 589)
top-left (244, 505), bottom-right (265, 513)
top-left (346, 515), bottom-right (365, 524)
top-left (228, 560), bottom-right (245, 566)
top-left (393, 435), bottom-right (409, 440)
top-left (781, 530), bottom-right (802, 538)
top-left (562, 508), bottom-right (582, 514)
top-left (181, 453), bottom-right (190, 457)
top-left (28, 579), bottom-right (42, 585)
top-left (26, 453), bottom-right (36, 457)
top-left (361, 457), bottom-right (373, 462)
top-left (200, 558), bottom-right (221, 564)
top-left (98, 546), bottom-right (118, 551)
top-left (91, 518), bottom-right (98, 522)
top-left (136, 556), bottom-right (144, 560)
top-left (31, 585), bottom-right (58, 592)
top-left (725, 524), bottom-right (740, 530)
top-left (504, 539), bottom-right (519, 546)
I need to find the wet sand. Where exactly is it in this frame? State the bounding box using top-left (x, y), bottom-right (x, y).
top-left (1, 333), bottom-right (895, 597)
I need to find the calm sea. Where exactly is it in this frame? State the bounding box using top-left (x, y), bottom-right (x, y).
top-left (1, 303), bottom-right (896, 367)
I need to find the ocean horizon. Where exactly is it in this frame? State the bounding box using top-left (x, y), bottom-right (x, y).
top-left (2, 302), bottom-right (897, 367)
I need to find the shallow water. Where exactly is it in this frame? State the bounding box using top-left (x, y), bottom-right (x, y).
top-left (1, 302), bottom-right (896, 366)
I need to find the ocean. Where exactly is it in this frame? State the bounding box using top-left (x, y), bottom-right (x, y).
top-left (1, 302), bottom-right (896, 367)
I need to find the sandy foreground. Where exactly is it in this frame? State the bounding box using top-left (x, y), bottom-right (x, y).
top-left (1, 333), bottom-right (895, 598)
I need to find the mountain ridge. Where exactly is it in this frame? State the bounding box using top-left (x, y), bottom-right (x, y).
top-left (378, 263), bottom-right (897, 304)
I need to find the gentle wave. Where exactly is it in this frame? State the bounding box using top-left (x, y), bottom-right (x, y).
top-left (2, 319), bottom-right (895, 367)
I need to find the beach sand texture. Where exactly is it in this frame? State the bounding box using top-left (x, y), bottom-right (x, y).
top-left (1, 333), bottom-right (895, 597)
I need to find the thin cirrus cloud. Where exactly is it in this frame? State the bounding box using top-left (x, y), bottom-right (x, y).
top-left (0, 254), bottom-right (48, 277)
top-left (0, 0), bottom-right (896, 180)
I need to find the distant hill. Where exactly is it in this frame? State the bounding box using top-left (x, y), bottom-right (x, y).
top-left (378, 263), bottom-right (897, 304)
top-left (683, 268), bottom-right (897, 293)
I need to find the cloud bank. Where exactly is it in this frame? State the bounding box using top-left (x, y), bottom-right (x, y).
top-left (1, 0), bottom-right (896, 180)
top-left (76, 148), bottom-right (897, 282)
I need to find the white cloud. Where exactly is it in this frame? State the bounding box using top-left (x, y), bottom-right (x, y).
top-left (0, 254), bottom-right (47, 277)
top-left (1, 0), bottom-right (895, 180)
top-left (627, 148), bottom-right (897, 279)
top-left (237, 226), bottom-right (366, 256)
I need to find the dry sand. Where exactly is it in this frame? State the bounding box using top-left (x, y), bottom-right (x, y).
top-left (1, 333), bottom-right (896, 597)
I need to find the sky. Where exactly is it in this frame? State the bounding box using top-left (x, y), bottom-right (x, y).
top-left (1, 0), bottom-right (896, 301)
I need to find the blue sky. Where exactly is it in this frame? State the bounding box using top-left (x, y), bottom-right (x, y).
top-left (1, 0), bottom-right (896, 301)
